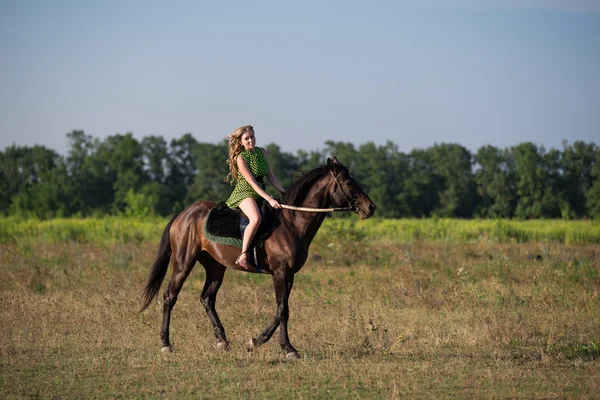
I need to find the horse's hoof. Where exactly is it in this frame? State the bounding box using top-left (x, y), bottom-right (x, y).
top-left (286, 351), bottom-right (300, 359)
top-left (161, 345), bottom-right (172, 353)
top-left (246, 338), bottom-right (257, 352)
top-left (216, 341), bottom-right (229, 351)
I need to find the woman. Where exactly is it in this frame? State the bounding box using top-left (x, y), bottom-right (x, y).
top-left (225, 125), bottom-right (286, 269)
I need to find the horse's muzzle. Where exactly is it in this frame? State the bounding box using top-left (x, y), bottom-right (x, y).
top-left (357, 203), bottom-right (376, 219)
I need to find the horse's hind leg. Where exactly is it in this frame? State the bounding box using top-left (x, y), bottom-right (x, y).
top-left (160, 248), bottom-right (198, 352)
top-left (198, 256), bottom-right (228, 350)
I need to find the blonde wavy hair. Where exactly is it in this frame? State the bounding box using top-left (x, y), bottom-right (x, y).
top-left (225, 125), bottom-right (254, 184)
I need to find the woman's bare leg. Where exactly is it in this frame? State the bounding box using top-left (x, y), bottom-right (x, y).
top-left (237, 197), bottom-right (262, 268)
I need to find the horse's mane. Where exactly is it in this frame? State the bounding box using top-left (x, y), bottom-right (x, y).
top-left (281, 165), bottom-right (330, 207)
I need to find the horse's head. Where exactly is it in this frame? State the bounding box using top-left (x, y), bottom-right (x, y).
top-left (327, 157), bottom-right (376, 219)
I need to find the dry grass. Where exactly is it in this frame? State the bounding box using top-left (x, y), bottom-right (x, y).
top-left (1, 238), bottom-right (599, 398)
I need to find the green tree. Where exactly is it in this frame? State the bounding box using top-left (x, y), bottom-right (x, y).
top-left (474, 145), bottom-right (516, 218)
top-left (511, 143), bottom-right (547, 219)
top-left (430, 144), bottom-right (475, 217)
top-left (187, 141), bottom-right (231, 203)
top-left (0, 144), bottom-right (67, 217)
top-left (295, 148), bottom-right (326, 172)
top-left (142, 135), bottom-right (168, 184)
top-left (124, 189), bottom-right (156, 218)
top-left (561, 141), bottom-right (598, 218)
top-left (29, 165), bottom-right (70, 218)
top-left (140, 135), bottom-right (175, 215)
top-left (94, 133), bottom-right (147, 213)
top-left (28, 146), bottom-right (70, 218)
top-left (585, 146), bottom-right (600, 219)
top-left (65, 130), bottom-right (113, 215)
top-left (400, 148), bottom-right (441, 217)
top-left (166, 133), bottom-right (198, 212)
top-left (356, 141), bottom-right (407, 218)
top-left (0, 145), bottom-right (31, 213)
top-left (263, 143), bottom-right (301, 194)
top-left (541, 148), bottom-right (563, 218)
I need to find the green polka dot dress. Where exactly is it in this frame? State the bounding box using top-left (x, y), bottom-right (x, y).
top-left (226, 147), bottom-right (270, 208)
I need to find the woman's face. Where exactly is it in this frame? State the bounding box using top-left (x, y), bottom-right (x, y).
top-left (240, 130), bottom-right (256, 151)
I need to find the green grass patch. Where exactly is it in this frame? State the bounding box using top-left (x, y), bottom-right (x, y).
top-left (2, 216), bottom-right (598, 246)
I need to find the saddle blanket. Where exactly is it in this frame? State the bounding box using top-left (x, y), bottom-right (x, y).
top-left (203, 201), bottom-right (274, 249)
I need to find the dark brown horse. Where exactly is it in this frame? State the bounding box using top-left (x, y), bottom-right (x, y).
top-left (140, 157), bottom-right (375, 358)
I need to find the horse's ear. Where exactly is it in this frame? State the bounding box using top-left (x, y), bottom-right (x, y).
top-left (332, 156), bottom-right (339, 164)
top-left (327, 157), bottom-right (340, 176)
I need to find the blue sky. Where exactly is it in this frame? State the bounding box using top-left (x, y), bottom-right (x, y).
top-left (1, 0), bottom-right (598, 155)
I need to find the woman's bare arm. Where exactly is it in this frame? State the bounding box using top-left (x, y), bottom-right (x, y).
top-left (261, 148), bottom-right (286, 194)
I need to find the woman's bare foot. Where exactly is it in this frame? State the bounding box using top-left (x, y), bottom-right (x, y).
top-left (235, 252), bottom-right (253, 269)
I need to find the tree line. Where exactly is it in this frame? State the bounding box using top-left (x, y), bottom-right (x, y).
top-left (1, 130), bottom-right (599, 219)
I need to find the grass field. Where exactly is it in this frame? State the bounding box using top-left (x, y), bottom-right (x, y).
top-left (1, 217), bottom-right (599, 398)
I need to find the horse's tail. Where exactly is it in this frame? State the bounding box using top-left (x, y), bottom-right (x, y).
top-left (140, 213), bottom-right (179, 312)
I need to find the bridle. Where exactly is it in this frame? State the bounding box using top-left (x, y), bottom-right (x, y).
top-left (332, 173), bottom-right (359, 213)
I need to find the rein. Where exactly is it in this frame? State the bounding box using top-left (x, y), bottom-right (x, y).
top-left (280, 204), bottom-right (352, 213)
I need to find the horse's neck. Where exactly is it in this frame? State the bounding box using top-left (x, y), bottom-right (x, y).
top-left (285, 176), bottom-right (332, 240)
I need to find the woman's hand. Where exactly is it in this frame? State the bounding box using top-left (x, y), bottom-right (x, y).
top-left (268, 197), bottom-right (281, 209)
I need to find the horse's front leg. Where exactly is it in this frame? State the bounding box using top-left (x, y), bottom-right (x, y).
top-left (277, 271), bottom-right (298, 358)
top-left (248, 268), bottom-right (299, 358)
